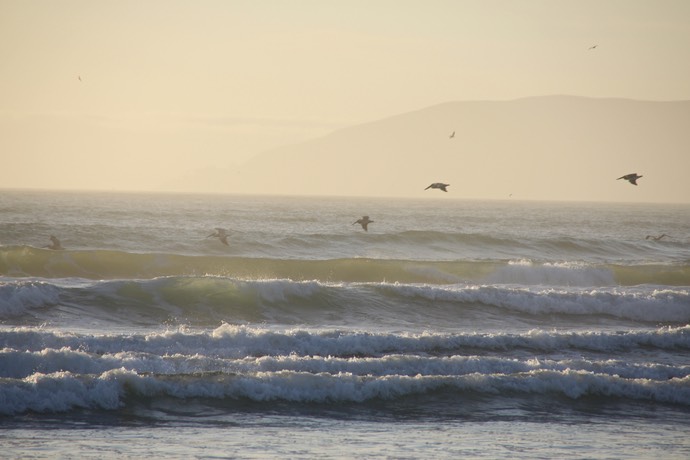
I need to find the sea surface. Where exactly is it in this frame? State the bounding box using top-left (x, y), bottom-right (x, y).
top-left (1, 190), bottom-right (689, 459)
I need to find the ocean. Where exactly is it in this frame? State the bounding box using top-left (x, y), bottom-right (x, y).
top-left (1, 190), bottom-right (689, 459)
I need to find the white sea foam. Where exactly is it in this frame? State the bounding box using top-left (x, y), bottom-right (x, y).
top-left (0, 280), bottom-right (60, 318)
top-left (3, 347), bottom-right (688, 384)
top-left (381, 282), bottom-right (690, 322)
top-left (2, 325), bottom-right (689, 366)
top-left (1, 193), bottom-right (689, 434)
top-left (2, 366), bottom-right (689, 415)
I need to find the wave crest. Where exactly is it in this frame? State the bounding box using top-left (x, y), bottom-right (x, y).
top-left (2, 247), bottom-right (688, 286)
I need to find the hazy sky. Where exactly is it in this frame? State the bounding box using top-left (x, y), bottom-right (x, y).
top-left (2, 0), bottom-right (690, 198)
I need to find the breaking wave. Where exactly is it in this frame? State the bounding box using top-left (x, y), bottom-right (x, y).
top-left (1, 324), bottom-right (689, 415)
top-left (2, 276), bottom-right (689, 324)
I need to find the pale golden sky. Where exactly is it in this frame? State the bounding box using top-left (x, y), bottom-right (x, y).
top-left (2, 0), bottom-right (690, 200)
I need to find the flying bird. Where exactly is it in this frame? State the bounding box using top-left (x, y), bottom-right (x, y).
top-left (588, 45), bottom-right (598, 50)
top-left (449, 131), bottom-right (455, 139)
top-left (44, 235), bottom-right (64, 250)
top-left (353, 216), bottom-right (373, 232)
top-left (207, 228), bottom-right (230, 246)
top-left (617, 173), bottom-right (643, 185)
top-left (425, 183), bottom-right (450, 192)
top-left (646, 234), bottom-right (670, 241)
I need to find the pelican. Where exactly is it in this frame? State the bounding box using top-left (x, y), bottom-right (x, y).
top-left (425, 183), bottom-right (450, 192)
top-left (44, 235), bottom-right (64, 250)
top-left (353, 216), bottom-right (373, 232)
top-left (646, 234), bottom-right (670, 241)
top-left (207, 228), bottom-right (229, 246)
top-left (617, 173), bottom-right (642, 185)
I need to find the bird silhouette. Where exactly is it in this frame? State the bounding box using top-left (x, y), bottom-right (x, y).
top-left (617, 173), bottom-right (642, 185)
top-left (44, 235), bottom-right (64, 250)
top-left (207, 228), bottom-right (230, 245)
top-left (425, 183), bottom-right (450, 192)
top-left (353, 216), bottom-right (373, 231)
top-left (646, 234), bottom-right (670, 241)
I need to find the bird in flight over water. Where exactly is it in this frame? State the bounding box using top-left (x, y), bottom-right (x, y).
top-left (425, 183), bottom-right (450, 192)
top-left (646, 234), bottom-right (670, 241)
top-left (207, 228), bottom-right (230, 245)
top-left (44, 235), bottom-right (64, 250)
top-left (353, 216), bottom-right (373, 232)
top-left (617, 173), bottom-right (642, 185)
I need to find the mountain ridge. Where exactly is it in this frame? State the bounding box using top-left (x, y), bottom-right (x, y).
top-left (176, 95), bottom-right (690, 203)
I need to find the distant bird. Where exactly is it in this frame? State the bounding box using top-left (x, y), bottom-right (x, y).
top-left (588, 45), bottom-right (598, 50)
top-left (425, 183), bottom-right (450, 192)
top-left (617, 173), bottom-right (643, 185)
top-left (646, 234), bottom-right (670, 241)
top-left (207, 228), bottom-right (229, 246)
top-left (78, 75), bottom-right (82, 82)
top-left (449, 131), bottom-right (455, 139)
top-left (44, 235), bottom-right (64, 250)
top-left (353, 216), bottom-right (373, 232)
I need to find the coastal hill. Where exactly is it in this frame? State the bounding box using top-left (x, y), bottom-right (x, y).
top-left (183, 96), bottom-right (690, 203)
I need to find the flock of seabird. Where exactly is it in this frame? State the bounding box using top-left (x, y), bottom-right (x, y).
top-left (337, 164), bottom-right (651, 236)
top-left (344, 131), bottom-right (655, 236)
top-left (45, 79), bottom-right (667, 248)
top-left (42, 167), bottom-right (662, 248)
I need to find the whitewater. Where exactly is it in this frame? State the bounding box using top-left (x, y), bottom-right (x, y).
top-left (1, 190), bottom-right (689, 458)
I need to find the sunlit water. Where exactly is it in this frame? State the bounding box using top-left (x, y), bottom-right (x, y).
top-left (1, 190), bottom-right (689, 458)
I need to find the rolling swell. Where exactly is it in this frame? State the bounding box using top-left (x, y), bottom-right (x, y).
top-left (1, 247), bottom-right (688, 286)
top-left (2, 276), bottom-right (689, 325)
top-left (0, 246), bottom-right (493, 282)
